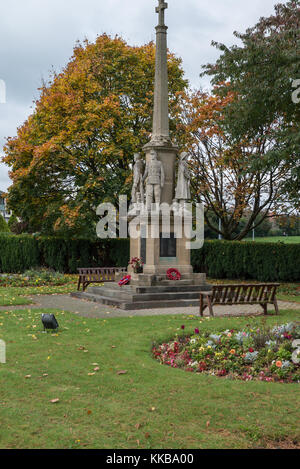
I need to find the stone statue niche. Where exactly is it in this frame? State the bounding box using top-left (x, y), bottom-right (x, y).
top-left (175, 151), bottom-right (191, 204)
top-left (143, 149), bottom-right (165, 211)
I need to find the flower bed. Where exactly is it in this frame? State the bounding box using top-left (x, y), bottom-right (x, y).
top-left (0, 269), bottom-right (69, 287)
top-left (152, 322), bottom-right (300, 383)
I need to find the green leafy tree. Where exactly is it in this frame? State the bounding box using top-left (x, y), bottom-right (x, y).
top-left (3, 35), bottom-right (187, 237)
top-left (7, 213), bottom-right (18, 230)
top-left (177, 89), bottom-right (294, 240)
top-left (202, 1), bottom-right (300, 209)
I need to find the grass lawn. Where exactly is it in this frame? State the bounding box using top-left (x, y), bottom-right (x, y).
top-left (0, 280), bottom-right (78, 306)
top-left (1, 277), bottom-right (299, 307)
top-left (0, 307), bottom-right (299, 449)
top-left (244, 236), bottom-right (300, 244)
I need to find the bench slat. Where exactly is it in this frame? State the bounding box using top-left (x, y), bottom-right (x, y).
top-left (77, 267), bottom-right (127, 291)
top-left (200, 283), bottom-right (280, 317)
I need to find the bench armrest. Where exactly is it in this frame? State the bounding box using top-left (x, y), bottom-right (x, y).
top-left (199, 290), bottom-right (213, 296)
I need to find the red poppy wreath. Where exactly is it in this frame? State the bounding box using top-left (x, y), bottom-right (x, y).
top-left (166, 268), bottom-right (181, 281)
top-left (118, 275), bottom-right (131, 286)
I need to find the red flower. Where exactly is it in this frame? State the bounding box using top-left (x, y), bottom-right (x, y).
top-left (118, 275), bottom-right (131, 286)
top-left (195, 328), bottom-right (200, 334)
top-left (249, 348), bottom-right (254, 353)
top-left (181, 325), bottom-right (185, 330)
top-left (167, 268), bottom-right (181, 281)
top-left (198, 362), bottom-right (207, 372)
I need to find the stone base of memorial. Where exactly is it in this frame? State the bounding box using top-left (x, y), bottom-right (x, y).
top-left (72, 270), bottom-right (209, 310)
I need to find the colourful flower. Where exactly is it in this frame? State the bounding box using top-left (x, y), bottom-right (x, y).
top-left (276, 361), bottom-right (282, 368)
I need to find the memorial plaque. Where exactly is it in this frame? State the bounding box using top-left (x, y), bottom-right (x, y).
top-left (160, 232), bottom-right (176, 258)
top-left (140, 225), bottom-right (147, 264)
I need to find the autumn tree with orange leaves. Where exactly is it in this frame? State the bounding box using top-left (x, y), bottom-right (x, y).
top-left (3, 35), bottom-right (187, 236)
top-left (177, 88), bottom-right (295, 240)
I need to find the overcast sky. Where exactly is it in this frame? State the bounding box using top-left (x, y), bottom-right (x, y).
top-left (0, 0), bottom-right (281, 192)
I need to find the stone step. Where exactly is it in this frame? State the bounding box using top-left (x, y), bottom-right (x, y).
top-left (71, 291), bottom-right (200, 310)
top-left (89, 284), bottom-right (211, 295)
top-left (88, 286), bottom-right (205, 302)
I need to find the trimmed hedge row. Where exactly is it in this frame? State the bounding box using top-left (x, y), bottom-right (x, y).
top-left (191, 240), bottom-right (300, 282)
top-left (0, 235), bottom-right (129, 274)
top-left (0, 235), bottom-right (299, 281)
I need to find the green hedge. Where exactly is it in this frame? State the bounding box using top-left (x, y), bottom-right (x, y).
top-left (191, 240), bottom-right (300, 282)
top-left (0, 235), bottom-right (129, 274)
top-left (0, 234), bottom-right (40, 273)
top-left (0, 235), bottom-right (299, 281)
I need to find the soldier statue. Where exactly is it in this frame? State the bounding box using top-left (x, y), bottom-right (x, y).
top-left (143, 150), bottom-right (165, 210)
top-left (131, 153), bottom-right (145, 206)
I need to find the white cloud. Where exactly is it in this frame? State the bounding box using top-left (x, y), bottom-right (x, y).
top-left (0, 0), bottom-right (280, 191)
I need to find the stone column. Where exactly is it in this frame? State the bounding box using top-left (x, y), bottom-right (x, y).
top-left (143, 1), bottom-right (177, 206)
top-left (132, 1), bottom-right (194, 279)
top-left (152, 22), bottom-right (169, 142)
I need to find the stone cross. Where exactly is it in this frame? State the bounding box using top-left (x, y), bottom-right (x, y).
top-left (156, 0), bottom-right (168, 26)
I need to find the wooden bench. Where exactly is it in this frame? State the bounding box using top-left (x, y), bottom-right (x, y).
top-left (199, 283), bottom-right (280, 317)
top-left (77, 267), bottom-right (127, 291)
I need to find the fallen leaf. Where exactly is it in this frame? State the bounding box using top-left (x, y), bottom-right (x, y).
top-left (50, 399), bottom-right (60, 404)
top-left (25, 375), bottom-right (31, 379)
top-left (94, 367), bottom-right (100, 372)
top-left (88, 373), bottom-right (96, 376)
top-left (145, 433), bottom-right (150, 439)
top-left (117, 370), bottom-right (127, 375)
top-left (206, 421), bottom-right (210, 428)
top-left (135, 423), bottom-right (141, 430)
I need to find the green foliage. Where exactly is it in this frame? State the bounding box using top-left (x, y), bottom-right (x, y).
top-left (202, 1), bottom-right (300, 209)
top-left (0, 214), bottom-right (10, 233)
top-left (7, 213), bottom-right (18, 232)
top-left (1, 235), bottom-right (299, 281)
top-left (0, 234), bottom-right (130, 273)
top-left (3, 35), bottom-right (187, 236)
top-left (0, 234), bottom-right (39, 272)
top-left (191, 240), bottom-right (300, 282)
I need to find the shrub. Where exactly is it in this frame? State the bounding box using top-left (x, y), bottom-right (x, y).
top-left (0, 234), bottom-right (40, 273)
top-left (7, 213), bottom-right (18, 232)
top-left (0, 234), bottom-right (130, 273)
top-left (191, 240), bottom-right (300, 281)
top-left (0, 214), bottom-right (10, 233)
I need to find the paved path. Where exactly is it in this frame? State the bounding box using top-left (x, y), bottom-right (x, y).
top-left (0, 294), bottom-right (299, 318)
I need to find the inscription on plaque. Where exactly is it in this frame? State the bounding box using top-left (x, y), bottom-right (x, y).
top-left (160, 232), bottom-right (176, 258)
top-left (140, 225), bottom-right (147, 264)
